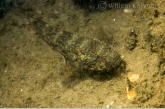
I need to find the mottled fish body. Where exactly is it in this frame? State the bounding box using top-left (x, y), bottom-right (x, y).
top-left (33, 20), bottom-right (121, 73)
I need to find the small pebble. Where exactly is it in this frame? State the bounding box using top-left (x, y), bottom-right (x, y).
top-left (123, 9), bottom-right (134, 14)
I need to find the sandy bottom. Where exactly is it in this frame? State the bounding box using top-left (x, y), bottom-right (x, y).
top-left (0, 0), bottom-right (165, 107)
